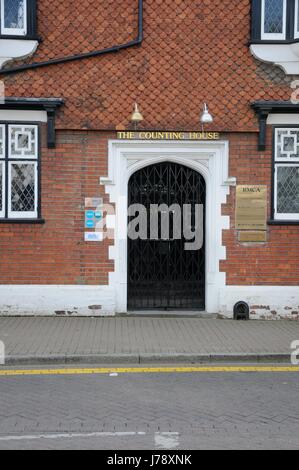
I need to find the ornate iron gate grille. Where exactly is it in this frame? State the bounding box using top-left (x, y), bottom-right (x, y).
top-left (128, 162), bottom-right (206, 310)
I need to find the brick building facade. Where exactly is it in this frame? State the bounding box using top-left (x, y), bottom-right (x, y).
top-left (0, 0), bottom-right (298, 318)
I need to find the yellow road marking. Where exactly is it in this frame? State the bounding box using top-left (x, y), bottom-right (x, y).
top-left (0, 366), bottom-right (298, 377)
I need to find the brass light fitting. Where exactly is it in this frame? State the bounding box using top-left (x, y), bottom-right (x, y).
top-left (131, 103), bottom-right (144, 129)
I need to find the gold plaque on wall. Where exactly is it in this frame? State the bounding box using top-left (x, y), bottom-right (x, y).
top-left (238, 231), bottom-right (267, 243)
top-left (236, 186), bottom-right (267, 231)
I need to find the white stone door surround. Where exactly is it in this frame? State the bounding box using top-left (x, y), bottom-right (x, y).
top-left (101, 139), bottom-right (233, 314)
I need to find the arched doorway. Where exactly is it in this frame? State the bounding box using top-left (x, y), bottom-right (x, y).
top-left (127, 161), bottom-right (206, 310)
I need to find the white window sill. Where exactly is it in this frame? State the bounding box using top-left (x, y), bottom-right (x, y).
top-left (0, 38), bottom-right (38, 69)
top-left (250, 42), bottom-right (299, 75)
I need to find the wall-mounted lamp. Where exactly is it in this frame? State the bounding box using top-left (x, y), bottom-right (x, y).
top-left (131, 103), bottom-right (144, 129)
top-left (200, 103), bottom-right (213, 131)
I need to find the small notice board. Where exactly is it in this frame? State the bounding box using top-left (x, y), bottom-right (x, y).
top-left (236, 185), bottom-right (267, 231)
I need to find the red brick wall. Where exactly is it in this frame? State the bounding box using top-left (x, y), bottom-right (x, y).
top-left (221, 128), bottom-right (299, 286)
top-left (0, 128), bottom-right (298, 286)
top-left (0, 129), bottom-right (114, 285)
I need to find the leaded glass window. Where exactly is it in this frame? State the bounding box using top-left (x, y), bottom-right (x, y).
top-left (275, 129), bottom-right (299, 161)
top-left (9, 162), bottom-right (37, 215)
top-left (0, 123), bottom-right (39, 219)
top-left (0, 0), bottom-right (27, 36)
top-left (0, 125), bottom-right (5, 218)
top-left (276, 166), bottom-right (299, 214)
top-left (248, 0), bottom-right (299, 43)
top-left (0, 124), bottom-right (4, 158)
top-left (0, 162), bottom-right (4, 218)
top-left (274, 128), bottom-right (299, 220)
top-left (8, 125), bottom-right (37, 159)
top-left (262, 0), bottom-right (286, 40)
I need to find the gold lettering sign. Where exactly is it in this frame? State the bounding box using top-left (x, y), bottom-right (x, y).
top-left (238, 231), bottom-right (267, 243)
top-left (117, 131), bottom-right (220, 141)
top-left (236, 185), bottom-right (267, 231)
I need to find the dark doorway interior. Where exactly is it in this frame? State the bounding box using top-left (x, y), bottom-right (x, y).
top-left (128, 162), bottom-right (206, 310)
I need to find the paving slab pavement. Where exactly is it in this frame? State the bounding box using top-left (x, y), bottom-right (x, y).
top-left (0, 316), bottom-right (298, 365)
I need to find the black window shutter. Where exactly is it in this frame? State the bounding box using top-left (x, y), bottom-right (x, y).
top-left (251, 0), bottom-right (262, 41)
top-left (27, 0), bottom-right (37, 37)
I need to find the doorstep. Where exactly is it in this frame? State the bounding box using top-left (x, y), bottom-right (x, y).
top-left (121, 311), bottom-right (217, 318)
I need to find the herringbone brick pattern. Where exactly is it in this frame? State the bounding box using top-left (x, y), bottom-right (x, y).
top-left (0, 372), bottom-right (298, 449)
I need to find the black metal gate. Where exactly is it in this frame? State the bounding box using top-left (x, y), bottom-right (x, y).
top-left (128, 162), bottom-right (206, 310)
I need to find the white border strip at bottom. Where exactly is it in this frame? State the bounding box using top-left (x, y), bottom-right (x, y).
top-left (0, 285), bottom-right (298, 318)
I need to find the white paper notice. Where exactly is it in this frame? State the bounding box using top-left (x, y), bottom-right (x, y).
top-left (84, 232), bottom-right (103, 242)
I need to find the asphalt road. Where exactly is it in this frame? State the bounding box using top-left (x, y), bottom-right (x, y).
top-left (0, 366), bottom-right (298, 450)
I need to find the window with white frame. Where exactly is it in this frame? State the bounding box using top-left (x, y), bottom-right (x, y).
top-left (252, 0), bottom-right (299, 42)
top-left (261, 0), bottom-right (287, 40)
top-left (0, 0), bottom-right (27, 36)
top-left (274, 128), bottom-right (299, 220)
top-left (0, 123), bottom-right (39, 219)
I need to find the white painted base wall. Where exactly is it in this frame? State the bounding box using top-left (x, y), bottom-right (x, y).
top-left (0, 285), bottom-right (298, 319)
top-left (0, 285), bottom-right (115, 317)
top-left (219, 286), bottom-right (299, 320)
